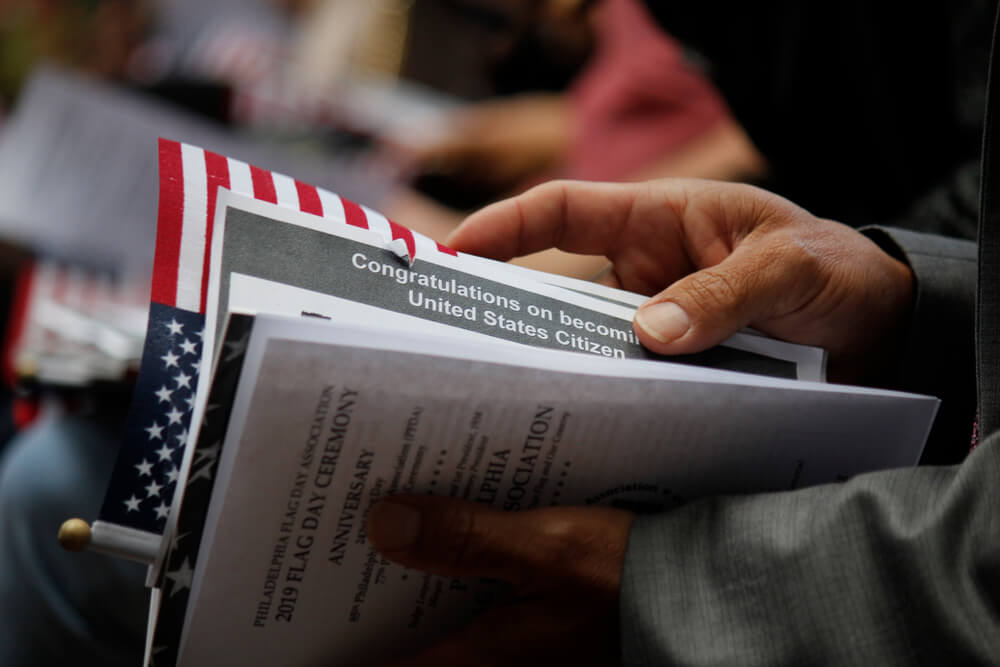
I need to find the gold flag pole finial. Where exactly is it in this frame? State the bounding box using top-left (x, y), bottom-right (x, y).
top-left (58, 518), bottom-right (92, 552)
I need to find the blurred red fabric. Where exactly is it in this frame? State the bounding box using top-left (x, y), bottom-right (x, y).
top-left (565, 0), bottom-right (730, 181)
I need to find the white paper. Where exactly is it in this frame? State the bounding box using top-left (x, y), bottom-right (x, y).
top-left (173, 314), bottom-right (936, 665)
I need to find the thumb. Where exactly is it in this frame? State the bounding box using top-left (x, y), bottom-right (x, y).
top-left (633, 241), bottom-right (813, 355)
top-left (367, 495), bottom-right (631, 587)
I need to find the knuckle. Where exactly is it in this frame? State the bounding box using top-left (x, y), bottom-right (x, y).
top-left (538, 514), bottom-right (579, 552)
top-left (684, 268), bottom-right (745, 313)
top-left (766, 230), bottom-right (835, 292)
top-left (538, 511), bottom-right (601, 563)
top-left (534, 510), bottom-right (625, 591)
top-left (531, 178), bottom-right (571, 201)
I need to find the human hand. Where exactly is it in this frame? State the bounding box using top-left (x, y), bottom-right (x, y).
top-left (368, 495), bottom-right (633, 667)
top-left (388, 95), bottom-right (571, 196)
top-left (447, 179), bottom-right (915, 382)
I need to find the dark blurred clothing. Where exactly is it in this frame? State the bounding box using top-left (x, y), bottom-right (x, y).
top-left (404, 0), bottom-right (593, 99)
top-left (0, 413), bottom-right (147, 666)
top-left (644, 0), bottom-right (995, 238)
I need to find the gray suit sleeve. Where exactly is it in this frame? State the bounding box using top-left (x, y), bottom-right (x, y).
top-left (620, 230), bottom-right (998, 665)
top-left (621, 432), bottom-right (1000, 666)
top-left (860, 227), bottom-right (977, 463)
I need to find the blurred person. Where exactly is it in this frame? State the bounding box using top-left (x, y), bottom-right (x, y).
top-left (393, 0), bottom-right (764, 202)
top-left (382, 0), bottom-right (765, 279)
top-left (0, 406), bottom-right (147, 666)
top-left (396, 0), bottom-right (992, 257)
top-left (400, 0), bottom-right (596, 100)
top-left (561, 0), bottom-right (764, 184)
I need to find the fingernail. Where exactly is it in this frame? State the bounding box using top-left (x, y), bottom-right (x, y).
top-left (369, 500), bottom-right (421, 551)
top-left (636, 301), bottom-right (690, 344)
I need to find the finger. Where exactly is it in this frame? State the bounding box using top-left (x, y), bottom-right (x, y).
top-left (367, 495), bottom-right (632, 587)
top-left (406, 139), bottom-right (475, 174)
top-left (446, 180), bottom-right (653, 260)
top-left (633, 232), bottom-right (822, 355)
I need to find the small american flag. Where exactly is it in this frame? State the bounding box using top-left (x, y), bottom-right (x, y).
top-left (99, 138), bottom-right (453, 534)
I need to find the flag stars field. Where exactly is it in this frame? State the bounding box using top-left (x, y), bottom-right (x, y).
top-left (161, 350), bottom-right (180, 368)
top-left (174, 371), bottom-right (192, 389)
top-left (166, 407), bottom-right (185, 425)
top-left (104, 304), bottom-right (205, 529)
top-left (124, 495), bottom-right (142, 512)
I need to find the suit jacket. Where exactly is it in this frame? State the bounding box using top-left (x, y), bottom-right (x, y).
top-left (620, 7), bottom-right (1000, 666)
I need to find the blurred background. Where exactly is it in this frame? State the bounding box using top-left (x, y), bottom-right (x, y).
top-left (0, 0), bottom-right (762, 405)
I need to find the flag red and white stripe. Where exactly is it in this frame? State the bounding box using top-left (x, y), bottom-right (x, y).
top-left (151, 138), bottom-right (454, 314)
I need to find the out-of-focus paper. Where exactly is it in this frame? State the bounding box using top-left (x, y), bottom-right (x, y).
top-left (0, 67), bottom-right (389, 276)
top-left (154, 313), bottom-right (936, 666)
